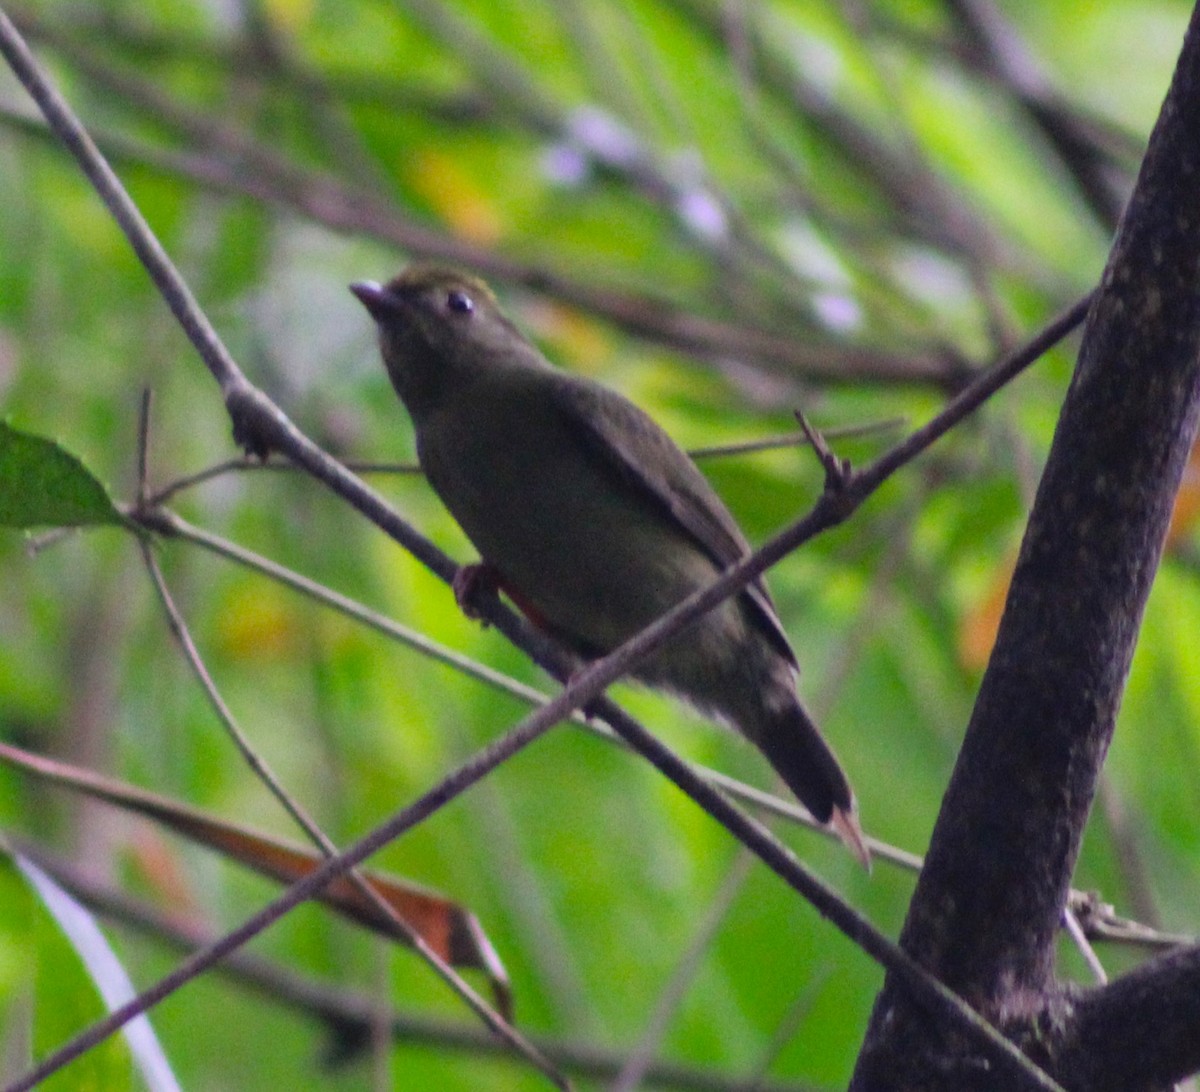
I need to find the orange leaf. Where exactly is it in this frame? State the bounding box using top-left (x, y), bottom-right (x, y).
top-left (1166, 435), bottom-right (1200, 549)
top-left (0, 741), bottom-right (511, 1017)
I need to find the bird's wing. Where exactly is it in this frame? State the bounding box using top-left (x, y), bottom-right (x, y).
top-left (549, 376), bottom-right (798, 669)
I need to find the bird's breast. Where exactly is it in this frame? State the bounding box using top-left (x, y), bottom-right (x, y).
top-left (415, 391), bottom-right (731, 653)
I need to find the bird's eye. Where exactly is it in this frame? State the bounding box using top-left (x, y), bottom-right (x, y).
top-left (446, 289), bottom-right (474, 315)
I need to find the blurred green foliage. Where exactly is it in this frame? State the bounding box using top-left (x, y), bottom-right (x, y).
top-left (0, 0), bottom-right (1196, 1089)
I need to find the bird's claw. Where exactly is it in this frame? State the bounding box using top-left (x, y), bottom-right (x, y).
top-left (453, 562), bottom-right (501, 622)
top-left (226, 384), bottom-right (276, 461)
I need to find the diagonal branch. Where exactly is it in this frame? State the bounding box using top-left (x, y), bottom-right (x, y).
top-left (0, 12), bottom-right (1086, 1090)
top-left (0, 55), bottom-right (963, 388)
top-left (16, 838), bottom-right (817, 1092)
top-left (136, 543), bottom-right (542, 1054)
top-left (1054, 944), bottom-right (1200, 1091)
top-left (0, 707), bottom-right (571, 1092)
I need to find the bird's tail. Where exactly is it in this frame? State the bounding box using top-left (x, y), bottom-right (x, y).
top-left (753, 699), bottom-right (870, 869)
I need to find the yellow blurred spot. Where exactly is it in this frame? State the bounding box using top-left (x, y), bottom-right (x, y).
top-left (407, 148), bottom-right (504, 245)
top-left (214, 582), bottom-right (301, 662)
top-left (957, 551), bottom-right (1016, 673)
top-left (522, 299), bottom-right (611, 371)
top-left (958, 437), bottom-right (1200, 672)
top-left (261, 0), bottom-right (314, 33)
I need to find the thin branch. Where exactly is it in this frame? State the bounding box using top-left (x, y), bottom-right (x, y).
top-left (135, 543), bottom-right (553, 1075)
top-left (13, 839), bottom-right (816, 1092)
top-left (140, 414), bottom-right (909, 505)
top-left (1068, 890), bottom-right (1194, 952)
top-left (0, 14), bottom-right (1089, 1088)
top-left (1063, 908), bottom-right (1108, 986)
top-left (688, 418), bottom-right (909, 459)
top-left (0, 691), bottom-right (570, 1092)
top-left (0, 111), bottom-right (963, 389)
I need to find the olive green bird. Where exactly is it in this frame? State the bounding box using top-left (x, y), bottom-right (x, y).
top-left (352, 266), bottom-right (867, 865)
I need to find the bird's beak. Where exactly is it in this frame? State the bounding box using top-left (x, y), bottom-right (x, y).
top-left (350, 280), bottom-right (399, 321)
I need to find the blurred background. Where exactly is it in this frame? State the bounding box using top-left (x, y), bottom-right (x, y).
top-left (1, 0), bottom-right (1197, 1088)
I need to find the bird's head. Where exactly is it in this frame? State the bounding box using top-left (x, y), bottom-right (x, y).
top-left (351, 265), bottom-right (533, 414)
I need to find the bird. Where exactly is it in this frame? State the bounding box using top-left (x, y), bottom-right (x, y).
top-left (351, 265), bottom-right (868, 865)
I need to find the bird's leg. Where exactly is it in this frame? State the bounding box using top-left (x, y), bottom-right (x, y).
top-left (453, 560), bottom-right (503, 622)
top-left (456, 562), bottom-right (603, 717)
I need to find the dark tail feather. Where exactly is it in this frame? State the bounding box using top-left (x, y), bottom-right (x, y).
top-left (755, 701), bottom-right (870, 869)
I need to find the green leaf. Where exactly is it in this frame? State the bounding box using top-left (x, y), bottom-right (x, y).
top-left (0, 423), bottom-right (123, 529)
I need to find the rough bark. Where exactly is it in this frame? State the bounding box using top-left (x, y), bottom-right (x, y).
top-left (1055, 945), bottom-right (1200, 1091)
top-left (851, 3), bottom-right (1200, 1088)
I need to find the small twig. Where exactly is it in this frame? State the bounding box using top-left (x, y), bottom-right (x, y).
top-left (13, 838), bottom-right (809, 1092)
top-left (611, 851), bottom-right (755, 1091)
top-left (24, 525), bottom-right (73, 556)
top-left (134, 543), bottom-right (553, 1076)
top-left (794, 411), bottom-right (852, 493)
top-left (144, 417), bottom-right (907, 504)
top-left (135, 388), bottom-right (153, 507)
top-left (1068, 890), bottom-right (1194, 951)
top-left (0, 694), bottom-right (573, 1092)
top-left (1063, 907), bottom-right (1108, 985)
top-left (689, 417), bottom-right (907, 460)
top-left (146, 455), bottom-right (424, 504)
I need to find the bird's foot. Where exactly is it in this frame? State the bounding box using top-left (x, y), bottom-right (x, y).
top-left (453, 561), bottom-right (502, 623)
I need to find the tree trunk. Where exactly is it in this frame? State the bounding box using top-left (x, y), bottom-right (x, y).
top-left (852, 3), bottom-right (1200, 1088)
